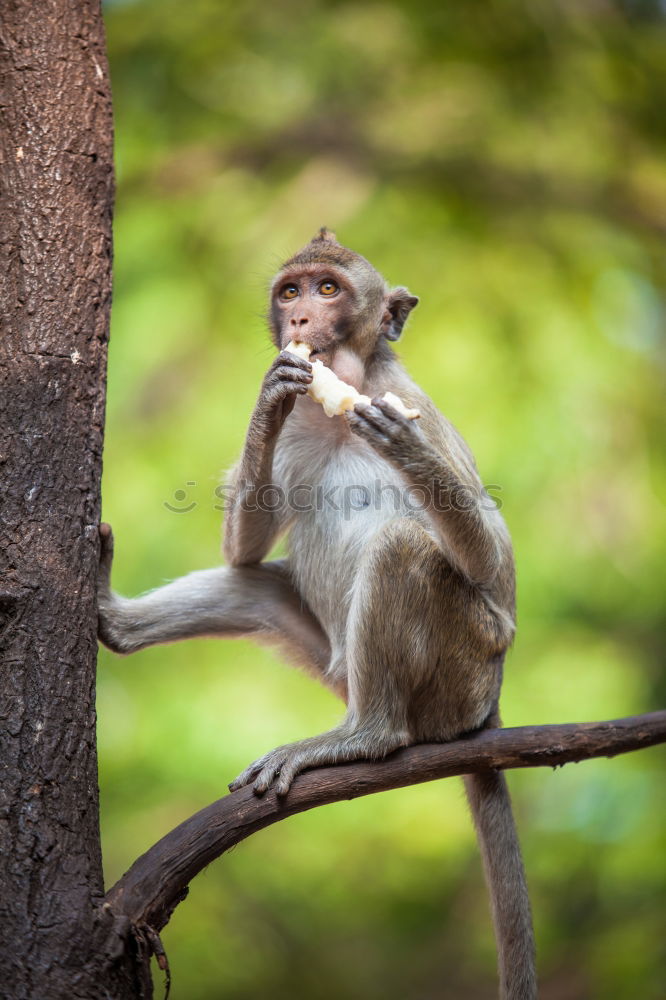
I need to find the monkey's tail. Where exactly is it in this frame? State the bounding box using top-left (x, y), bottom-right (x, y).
top-left (464, 769), bottom-right (537, 1000)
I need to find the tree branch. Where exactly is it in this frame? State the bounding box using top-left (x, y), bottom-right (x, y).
top-left (105, 712), bottom-right (666, 931)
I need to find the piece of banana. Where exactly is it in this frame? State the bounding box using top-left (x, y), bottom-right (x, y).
top-left (285, 341), bottom-right (420, 420)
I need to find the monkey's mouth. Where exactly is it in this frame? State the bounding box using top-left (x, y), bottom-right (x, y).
top-left (306, 347), bottom-right (335, 362)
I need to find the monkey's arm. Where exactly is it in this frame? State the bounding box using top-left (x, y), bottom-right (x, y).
top-left (223, 351), bottom-right (312, 566)
top-left (348, 399), bottom-right (504, 586)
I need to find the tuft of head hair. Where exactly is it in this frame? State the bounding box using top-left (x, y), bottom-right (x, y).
top-left (282, 228), bottom-right (380, 277)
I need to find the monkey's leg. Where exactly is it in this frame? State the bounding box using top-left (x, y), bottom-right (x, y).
top-left (230, 518), bottom-right (486, 796)
top-left (97, 525), bottom-right (330, 678)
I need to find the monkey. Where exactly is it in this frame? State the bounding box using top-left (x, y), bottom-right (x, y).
top-left (98, 228), bottom-right (536, 999)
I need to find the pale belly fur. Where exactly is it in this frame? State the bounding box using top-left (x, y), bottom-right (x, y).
top-left (274, 405), bottom-right (433, 673)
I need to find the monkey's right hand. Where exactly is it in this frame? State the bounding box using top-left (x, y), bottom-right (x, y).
top-left (255, 350), bottom-right (313, 437)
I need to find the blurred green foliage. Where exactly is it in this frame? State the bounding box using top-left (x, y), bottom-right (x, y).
top-left (98, 1), bottom-right (665, 996)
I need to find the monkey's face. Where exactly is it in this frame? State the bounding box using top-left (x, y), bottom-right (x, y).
top-left (269, 263), bottom-right (372, 362)
top-left (269, 231), bottom-right (419, 365)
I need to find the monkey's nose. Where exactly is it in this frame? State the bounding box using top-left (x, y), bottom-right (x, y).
top-left (289, 316), bottom-right (309, 327)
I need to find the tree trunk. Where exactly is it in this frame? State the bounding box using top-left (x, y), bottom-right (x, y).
top-left (0, 2), bottom-right (143, 996)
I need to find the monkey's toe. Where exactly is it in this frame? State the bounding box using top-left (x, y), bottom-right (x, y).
top-left (229, 744), bottom-right (303, 797)
top-left (228, 767), bottom-right (258, 793)
top-left (253, 759), bottom-right (286, 795)
top-left (229, 753), bottom-right (277, 794)
top-left (98, 522), bottom-right (115, 579)
top-left (274, 757), bottom-right (305, 796)
top-left (252, 746), bottom-right (305, 797)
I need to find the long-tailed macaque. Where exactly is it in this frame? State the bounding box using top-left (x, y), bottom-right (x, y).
top-left (98, 229), bottom-right (536, 999)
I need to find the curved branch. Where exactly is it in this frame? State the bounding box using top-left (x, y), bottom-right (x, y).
top-left (106, 712), bottom-right (666, 931)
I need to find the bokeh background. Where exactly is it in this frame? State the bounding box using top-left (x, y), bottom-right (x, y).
top-left (98, 2), bottom-right (665, 997)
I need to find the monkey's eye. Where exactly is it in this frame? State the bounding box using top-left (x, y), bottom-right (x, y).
top-left (280, 284), bottom-right (299, 300)
top-left (319, 280), bottom-right (339, 297)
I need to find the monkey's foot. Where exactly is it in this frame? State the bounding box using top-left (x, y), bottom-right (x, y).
top-left (97, 523), bottom-right (139, 655)
top-left (97, 523), bottom-right (121, 650)
top-left (98, 522), bottom-right (115, 585)
top-left (228, 725), bottom-right (409, 798)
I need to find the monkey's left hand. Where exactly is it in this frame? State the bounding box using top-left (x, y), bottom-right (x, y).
top-left (347, 397), bottom-right (428, 466)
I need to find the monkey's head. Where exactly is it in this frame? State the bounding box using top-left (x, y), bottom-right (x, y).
top-left (269, 229), bottom-right (418, 365)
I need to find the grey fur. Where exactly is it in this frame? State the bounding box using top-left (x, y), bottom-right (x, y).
top-left (98, 232), bottom-right (536, 999)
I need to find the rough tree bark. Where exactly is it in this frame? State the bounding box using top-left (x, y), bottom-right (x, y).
top-left (1, 4), bottom-right (665, 1000)
top-left (0, 2), bottom-right (141, 997)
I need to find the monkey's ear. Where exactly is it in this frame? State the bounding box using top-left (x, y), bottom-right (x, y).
top-left (383, 287), bottom-right (419, 341)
